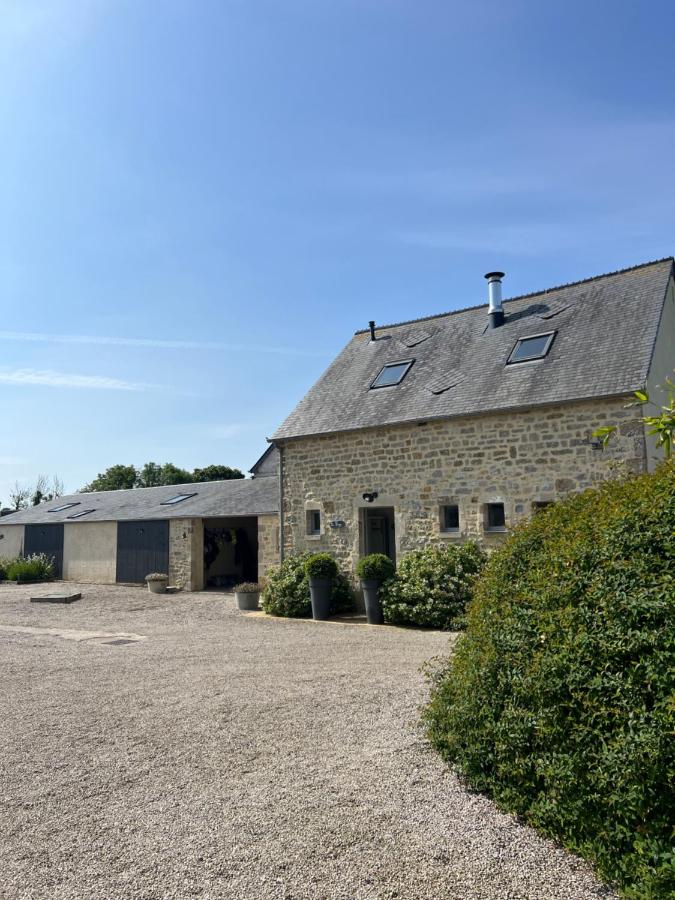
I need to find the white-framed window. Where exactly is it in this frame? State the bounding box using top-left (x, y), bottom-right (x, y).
top-left (306, 509), bottom-right (321, 535)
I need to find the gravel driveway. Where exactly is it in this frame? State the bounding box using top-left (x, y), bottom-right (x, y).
top-left (0, 582), bottom-right (615, 900)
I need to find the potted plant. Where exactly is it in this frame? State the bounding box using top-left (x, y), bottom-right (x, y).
top-left (356, 553), bottom-right (396, 625)
top-left (234, 581), bottom-right (262, 611)
top-left (145, 572), bottom-right (169, 594)
top-left (304, 553), bottom-right (338, 620)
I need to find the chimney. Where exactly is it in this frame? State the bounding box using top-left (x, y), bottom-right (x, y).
top-left (369, 320), bottom-right (376, 341)
top-left (485, 271), bottom-right (505, 328)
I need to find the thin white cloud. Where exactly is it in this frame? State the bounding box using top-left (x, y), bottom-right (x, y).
top-left (206, 423), bottom-right (254, 440)
top-left (0, 456), bottom-right (26, 466)
top-left (0, 368), bottom-right (156, 391)
top-left (0, 330), bottom-right (330, 358)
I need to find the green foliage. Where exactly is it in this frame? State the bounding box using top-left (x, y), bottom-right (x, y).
top-left (193, 465), bottom-right (244, 482)
top-left (356, 553), bottom-right (396, 582)
top-left (304, 552), bottom-right (339, 580)
top-left (594, 377), bottom-right (675, 460)
top-left (82, 461), bottom-right (245, 492)
top-left (145, 572), bottom-right (168, 582)
top-left (262, 553), bottom-right (354, 618)
top-left (83, 464), bottom-right (138, 492)
top-left (234, 582), bottom-right (262, 593)
top-left (0, 558), bottom-right (8, 581)
top-left (380, 542), bottom-right (486, 630)
top-left (424, 463), bottom-right (675, 899)
top-left (6, 554), bottom-right (54, 582)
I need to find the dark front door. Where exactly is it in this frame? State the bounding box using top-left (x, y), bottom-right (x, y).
top-left (24, 524), bottom-right (64, 578)
top-left (116, 520), bottom-right (169, 583)
top-left (364, 507), bottom-right (396, 563)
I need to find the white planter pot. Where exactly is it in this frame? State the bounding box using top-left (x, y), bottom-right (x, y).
top-left (147, 580), bottom-right (168, 594)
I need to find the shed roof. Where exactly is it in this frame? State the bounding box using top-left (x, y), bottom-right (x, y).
top-left (272, 258), bottom-right (673, 441)
top-left (0, 477), bottom-right (278, 525)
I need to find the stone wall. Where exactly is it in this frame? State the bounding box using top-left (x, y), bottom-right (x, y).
top-left (257, 514), bottom-right (279, 579)
top-left (279, 396), bottom-right (646, 578)
top-left (169, 518), bottom-right (204, 591)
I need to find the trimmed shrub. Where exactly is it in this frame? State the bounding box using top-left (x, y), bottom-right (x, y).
top-left (304, 552), bottom-right (338, 580)
top-left (6, 554), bottom-right (54, 582)
top-left (380, 542), bottom-right (486, 629)
top-left (233, 582), bottom-right (262, 593)
top-left (356, 553), bottom-right (396, 582)
top-left (262, 553), bottom-right (354, 618)
top-left (424, 463), bottom-right (675, 899)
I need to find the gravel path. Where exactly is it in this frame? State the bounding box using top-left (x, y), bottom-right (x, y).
top-left (0, 582), bottom-right (615, 900)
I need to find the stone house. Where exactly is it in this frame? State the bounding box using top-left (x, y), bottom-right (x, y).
top-left (270, 258), bottom-right (675, 578)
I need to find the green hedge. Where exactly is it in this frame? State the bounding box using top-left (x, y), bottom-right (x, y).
top-left (380, 542), bottom-right (486, 630)
top-left (261, 553), bottom-right (354, 618)
top-left (424, 463), bottom-right (675, 898)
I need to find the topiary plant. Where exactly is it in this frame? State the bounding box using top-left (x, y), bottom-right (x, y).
top-left (356, 553), bottom-right (396, 582)
top-left (424, 461), bottom-right (675, 899)
top-left (379, 541), bottom-right (486, 630)
top-left (262, 553), bottom-right (353, 618)
top-left (304, 552), bottom-right (338, 581)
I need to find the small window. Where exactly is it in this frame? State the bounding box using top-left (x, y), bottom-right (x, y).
top-left (507, 332), bottom-right (556, 365)
top-left (371, 359), bottom-right (414, 389)
top-left (441, 504), bottom-right (460, 532)
top-left (49, 502), bottom-right (80, 513)
top-left (67, 508), bottom-right (96, 519)
top-left (160, 493), bottom-right (197, 506)
top-left (306, 510), bottom-right (321, 535)
top-left (532, 500), bottom-right (553, 514)
top-left (485, 503), bottom-right (506, 531)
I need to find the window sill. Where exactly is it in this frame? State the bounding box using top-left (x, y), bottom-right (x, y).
top-left (439, 529), bottom-right (462, 538)
top-left (306, 533), bottom-right (322, 541)
top-left (484, 527), bottom-right (507, 533)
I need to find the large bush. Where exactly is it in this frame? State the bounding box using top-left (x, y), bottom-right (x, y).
top-left (6, 554), bottom-right (54, 582)
top-left (424, 463), bottom-right (675, 898)
top-left (261, 553), bottom-right (354, 618)
top-left (380, 542), bottom-right (486, 629)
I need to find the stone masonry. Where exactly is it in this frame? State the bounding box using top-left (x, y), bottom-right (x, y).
top-left (279, 396), bottom-right (645, 580)
top-left (169, 518), bottom-right (204, 591)
top-left (257, 514), bottom-right (280, 580)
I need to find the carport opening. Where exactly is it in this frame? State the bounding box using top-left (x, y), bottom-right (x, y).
top-left (203, 517), bottom-right (258, 589)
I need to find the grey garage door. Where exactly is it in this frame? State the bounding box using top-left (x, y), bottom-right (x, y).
top-left (116, 520), bottom-right (169, 584)
top-left (24, 524), bottom-right (64, 578)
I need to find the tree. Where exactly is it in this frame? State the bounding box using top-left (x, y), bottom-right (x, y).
top-left (82, 465), bottom-right (138, 492)
top-left (192, 464), bottom-right (244, 482)
top-left (137, 462), bottom-right (163, 488)
top-left (157, 463), bottom-right (192, 485)
top-left (31, 474), bottom-right (50, 506)
top-left (9, 482), bottom-right (30, 510)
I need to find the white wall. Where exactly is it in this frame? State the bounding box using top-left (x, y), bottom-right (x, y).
top-left (0, 524), bottom-right (24, 559)
top-left (63, 521), bottom-right (117, 583)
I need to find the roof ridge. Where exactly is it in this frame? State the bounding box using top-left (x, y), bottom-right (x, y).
top-left (354, 256), bottom-right (675, 335)
top-left (71, 478), bottom-right (250, 499)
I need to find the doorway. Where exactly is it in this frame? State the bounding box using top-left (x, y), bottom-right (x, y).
top-left (362, 507), bottom-right (396, 563)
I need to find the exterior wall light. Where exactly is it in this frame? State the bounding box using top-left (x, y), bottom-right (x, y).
top-left (362, 492), bottom-right (379, 503)
top-left (329, 519), bottom-right (346, 529)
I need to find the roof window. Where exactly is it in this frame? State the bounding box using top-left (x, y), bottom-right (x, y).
top-left (160, 492), bottom-right (197, 506)
top-left (67, 508), bottom-right (96, 519)
top-left (49, 502), bottom-right (80, 513)
top-left (371, 359), bottom-right (414, 389)
top-left (507, 332), bottom-right (556, 365)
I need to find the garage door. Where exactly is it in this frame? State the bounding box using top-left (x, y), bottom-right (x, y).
top-left (24, 524), bottom-right (64, 579)
top-left (116, 520), bottom-right (169, 584)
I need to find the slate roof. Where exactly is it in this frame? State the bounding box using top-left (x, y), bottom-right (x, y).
top-left (272, 258), bottom-right (674, 441)
top-left (249, 445), bottom-right (280, 478)
top-left (0, 478), bottom-right (278, 525)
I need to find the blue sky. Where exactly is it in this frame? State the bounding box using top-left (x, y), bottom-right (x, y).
top-left (1, 0), bottom-right (674, 500)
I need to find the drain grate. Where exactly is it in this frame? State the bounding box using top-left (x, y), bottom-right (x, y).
top-left (104, 639), bottom-right (138, 646)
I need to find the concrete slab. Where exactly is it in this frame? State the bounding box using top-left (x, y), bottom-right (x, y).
top-left (30, 592), bottom-right (82, 604)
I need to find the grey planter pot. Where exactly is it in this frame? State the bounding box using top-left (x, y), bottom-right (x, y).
top-left (309, 577), bottom-right (332, 620)
top-left (236, 591), bottom-right (260, 611)
top-left (147, 579), bottom-right (168, 594)
top-left (361, 579), bottom-right (384, 625)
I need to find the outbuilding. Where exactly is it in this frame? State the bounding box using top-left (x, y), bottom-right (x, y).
top-left (0, 478), bottom-right (279, 590)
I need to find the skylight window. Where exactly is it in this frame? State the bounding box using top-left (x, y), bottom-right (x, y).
top-left (507, 331), bottom-right (556, 365)
top-left (49, 502), bottom-right (80, 513)
top-left (371, 359), bottom-right (414, 389)
top-left (160, 492), bottom-right (197, 506)
top-left (67, 508), bottom-right (95, 519)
